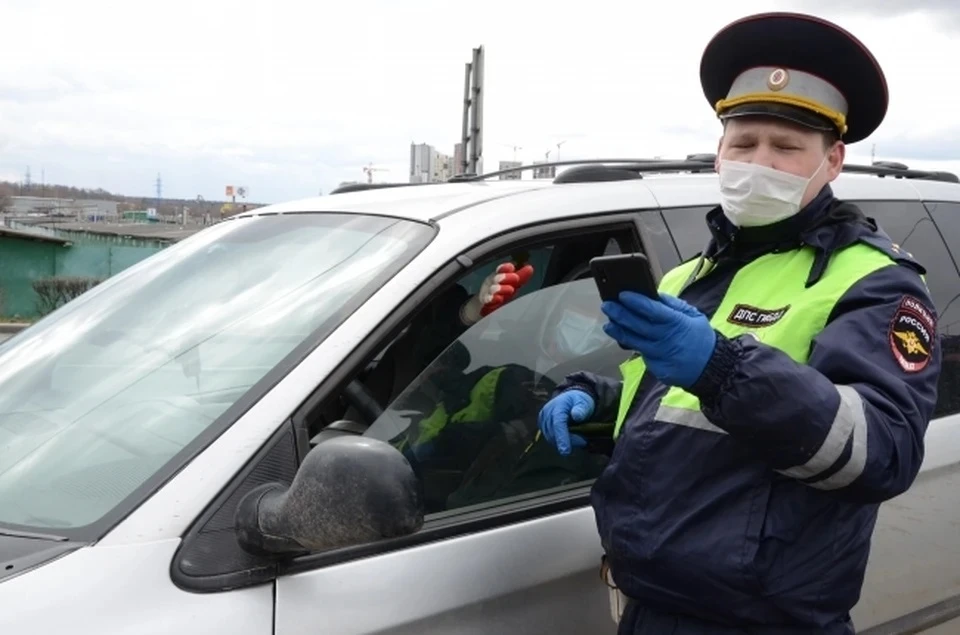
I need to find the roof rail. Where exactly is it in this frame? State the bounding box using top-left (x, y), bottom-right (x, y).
top-left (845, 162), bottom-right (960, 183)
top-left (336, 157), bottom-right (959, 193)
top-left (458, 155), bottom-right (959, 185)
top-left (554, 165), bottom-right (646, 184)
top-left (447, 173), bottom-right (481, 182)
top-left (872, 161), bottom-right (909, 170)
top-left (452, 157), bottom-right (715, 182)
top-left (679, 155), bottom-right (960, 183)
top-left (554, 159), bottom-right (717, 184)
top-left (329, 182), bottom-right (427, 195)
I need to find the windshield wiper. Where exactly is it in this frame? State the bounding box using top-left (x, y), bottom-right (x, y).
top-left (0, 526), bottom-right (69, 542)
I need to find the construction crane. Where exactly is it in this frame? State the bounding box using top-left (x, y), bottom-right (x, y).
top-left (501, 143), bottom-right (523, 161)
top-left (363, 163), bottom-right (388, 183)
top-left (556, 140), bottom-right (567, 162)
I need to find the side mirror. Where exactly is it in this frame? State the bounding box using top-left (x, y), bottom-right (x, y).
top-left (234, 436), bottom-right (424, 556)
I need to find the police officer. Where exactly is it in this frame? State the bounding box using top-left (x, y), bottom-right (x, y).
top-left (538, 12), bottom-right (941, 634)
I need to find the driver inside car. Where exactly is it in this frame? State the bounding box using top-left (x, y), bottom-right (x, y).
top-left (343, 257), bottom-right (535, 425)
top-left (388, 280), bottom-right (615, 512)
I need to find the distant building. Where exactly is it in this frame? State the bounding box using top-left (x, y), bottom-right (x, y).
top-left (123, 210), bottom-right (155, 223)
top-left (410, 143), bottom-right (455, 183)
top-left (7, 196), bottom-right (119, 219)
top-left (410, 143), bottom-right (431, 183)
top-left (533, 161), bottom-right (557, 180)
top-left (498, 160), bottom-right (522, 181)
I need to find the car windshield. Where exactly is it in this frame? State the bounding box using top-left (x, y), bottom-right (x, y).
top-left (0, 212), bottom-right (433, 535)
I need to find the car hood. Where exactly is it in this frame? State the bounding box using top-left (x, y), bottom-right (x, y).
top-left (0, 533), bottom-right (83, 583)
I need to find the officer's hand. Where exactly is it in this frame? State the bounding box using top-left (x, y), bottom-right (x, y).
top-left (538, 390), bottom-right (595, 456)
top-left (461, 262), bottom-right (535, 325)
top-left (601, 292), bottom-right (717, 389)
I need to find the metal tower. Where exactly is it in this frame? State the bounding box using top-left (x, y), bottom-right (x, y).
top-left (460, 46), bottom-right (485, 176)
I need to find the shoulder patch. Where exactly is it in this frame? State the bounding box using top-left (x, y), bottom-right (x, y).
top-left (889, 295), bottom-right (937, 373)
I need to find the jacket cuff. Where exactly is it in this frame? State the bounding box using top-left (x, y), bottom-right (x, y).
top-left (556, 382), bottom-right (600, 405)
top-left (688, 331), bottom-right (742, 406)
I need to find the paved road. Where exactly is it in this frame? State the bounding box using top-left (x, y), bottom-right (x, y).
top-left (0, 325), bottom-right (27, 345)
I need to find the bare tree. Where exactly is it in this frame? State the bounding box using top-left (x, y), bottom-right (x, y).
top-left (32, 277), bottom-right (103, 316)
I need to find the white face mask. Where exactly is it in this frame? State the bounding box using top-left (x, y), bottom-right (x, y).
top-left (718, 155), bottom-right (828, 228)
top-left (555, 309), bottom-right (607, 358)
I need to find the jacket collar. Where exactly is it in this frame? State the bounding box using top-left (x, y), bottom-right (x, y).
top-left (705, 184), bottom-right (837, 259)
top-left (700, 184), bottom-right (875, 286)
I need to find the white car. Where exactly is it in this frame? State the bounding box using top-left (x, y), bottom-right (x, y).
top-left (1, 157), bottom-right (960, 634)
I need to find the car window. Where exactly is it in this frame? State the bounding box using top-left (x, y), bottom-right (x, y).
top-left (917, 201), bottom-right (960, 418)
top-left (662, 206), bottom-right (714, 261)
top-left (456, 246), bottom-right (553, 300)
top-left (924, 202), bottom-right (960, 247)
top-left (0, 213), bottom-right (434, 534)
top-left (852, 200), bottom-right (960, 419)
top-left (363, 277), bottom-right (628, 515)
top-left (332, 223), bottom-right (652, 516)
top-left (639, 210), bottom-right (682, 273)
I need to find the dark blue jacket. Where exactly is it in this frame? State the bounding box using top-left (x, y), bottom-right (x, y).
top-left (557, 186), bottom-right (942, 633)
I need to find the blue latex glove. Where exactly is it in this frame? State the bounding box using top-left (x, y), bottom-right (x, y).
top-left (538, 390), bottom-right (595, 456)
top-left (601, 292), bottom-right (717, 389)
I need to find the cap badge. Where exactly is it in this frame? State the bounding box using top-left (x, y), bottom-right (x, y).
top-left (767, 68), bottom-right (790, 91)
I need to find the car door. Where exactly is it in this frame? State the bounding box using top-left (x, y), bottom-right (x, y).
top-left (272, 209), bottom-right (679, 635)
top-left (848, 199), bottom-right (960, 633)
top-left (660, 205), bottom-right (714, 262)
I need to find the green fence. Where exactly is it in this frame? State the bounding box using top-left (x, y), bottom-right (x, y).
top-left (0, 225), bottom-right (167, 318)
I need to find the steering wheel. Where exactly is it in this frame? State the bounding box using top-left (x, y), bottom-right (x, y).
top-left (344, 379), bottom-right (385, 424)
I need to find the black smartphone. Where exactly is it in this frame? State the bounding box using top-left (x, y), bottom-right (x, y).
top-left (589, 253), bottom-right (660, 302)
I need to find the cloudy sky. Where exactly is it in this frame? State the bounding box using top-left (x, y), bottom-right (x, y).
top-left (1, 0), bottom-right (959, 203)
